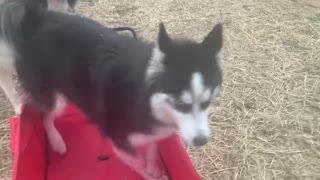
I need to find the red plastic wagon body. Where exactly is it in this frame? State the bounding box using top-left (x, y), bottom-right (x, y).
top-left (9, 104), bottom-right (201, 180)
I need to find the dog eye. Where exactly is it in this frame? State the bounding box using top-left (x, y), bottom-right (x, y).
top-left (175, 100), bottom-right (192, 112)
top-left (200, 100), bottom-right (211, 109)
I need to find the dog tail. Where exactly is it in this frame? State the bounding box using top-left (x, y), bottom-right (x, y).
top-left (0, 0), bottom-right (42, 42)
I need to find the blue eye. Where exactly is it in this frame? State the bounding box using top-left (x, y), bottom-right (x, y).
top-left (200, 100), bottom-right (211, 109)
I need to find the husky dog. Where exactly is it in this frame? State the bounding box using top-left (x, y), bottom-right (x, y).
top-left (0, 0), bottom-right (223, 179)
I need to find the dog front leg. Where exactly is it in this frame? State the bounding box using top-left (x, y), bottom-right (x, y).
top-left (146, 143), bottom-right (168, 180)
top-left (113, 144), bottom-right (167, 180)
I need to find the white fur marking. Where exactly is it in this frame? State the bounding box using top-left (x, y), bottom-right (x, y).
top-left (191, 72), bottom-right (204, 98)
top-left (43, 93), bottom-right (67, 154)
top-left (149, 72), bottom-right (212, 146)
top-left (181, 90), bottom-right (193, 104)
top-left (172, 108), bottom-right (210, 146)
top-left (174, 72), bottom-right (210, 145)
top-left (150, 93), bottom-right (172, 123)
top-left (202, 89), bottom-right (211, 102)
top-left (135, 93), bottom-right (177, 146)
top-left (145, 44), bottom-right (165, 84)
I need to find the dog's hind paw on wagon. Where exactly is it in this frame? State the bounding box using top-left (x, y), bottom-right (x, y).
top-left (139, 168), bottom-right (168, 180)
top-left (113, 144), bottom-right (168, 180)
top-left (46, 130), bottom-right (67, 155)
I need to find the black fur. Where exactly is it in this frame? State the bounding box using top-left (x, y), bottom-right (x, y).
top-left (1, 0), bottom-right (160, 154)
top-left (111, 27), bottom-right (137, 38)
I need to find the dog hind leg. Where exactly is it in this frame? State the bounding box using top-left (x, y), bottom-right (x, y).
top-left (0, 58), bottom-right (20, 115)
top-left (42, 93), bottom-right (67, 154)
top-left (146, 143), bottom-right (168, 180)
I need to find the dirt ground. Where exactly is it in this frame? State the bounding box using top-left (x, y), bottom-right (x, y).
top-left (1, 0), bottom-right (320, 179)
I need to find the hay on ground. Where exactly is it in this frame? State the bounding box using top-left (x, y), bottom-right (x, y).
top-left (1, 0), bottom-right (319, 179)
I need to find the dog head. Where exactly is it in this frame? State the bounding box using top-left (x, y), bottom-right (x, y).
top-left (147, 23), bottom-right (223, 146)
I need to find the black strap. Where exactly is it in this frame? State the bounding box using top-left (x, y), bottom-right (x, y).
top-left (111, 27), bottom-right (137, 38)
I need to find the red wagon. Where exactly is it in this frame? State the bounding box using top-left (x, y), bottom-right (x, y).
top-left (9, 104), bottom-right (201, 180)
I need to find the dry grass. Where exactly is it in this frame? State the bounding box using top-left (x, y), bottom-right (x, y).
top-left (0, 94), bottom-right (13, 179)
top-left (1, 0), bottom-right (320, 179)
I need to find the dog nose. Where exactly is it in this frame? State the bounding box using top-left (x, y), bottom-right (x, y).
top-left (192, 136), bottom-right (208, 146)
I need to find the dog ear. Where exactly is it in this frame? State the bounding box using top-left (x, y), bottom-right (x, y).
top-left (157, 23), bottom-right (171, 53)
top-left (201, 24), bottom-right (223, 54)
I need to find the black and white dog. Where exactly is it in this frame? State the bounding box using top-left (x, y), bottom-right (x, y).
top-left (0, 0), bottom-right (223, 179)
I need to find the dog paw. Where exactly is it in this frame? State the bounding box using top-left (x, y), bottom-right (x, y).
top-left (146, 163), bottom-right (160, 177)
top-left (51, 139), bottom-right (67, 155)
top-left (145, 163), bottom-right (168, 180)
top-left (158, 175), bottom-right (169, 180)
top-left (142, 174), bottom-right (169, 180)
top-left (13, 103), bottom-right (21, 116)
top-left (48, 132), bottom-right (67, 155)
